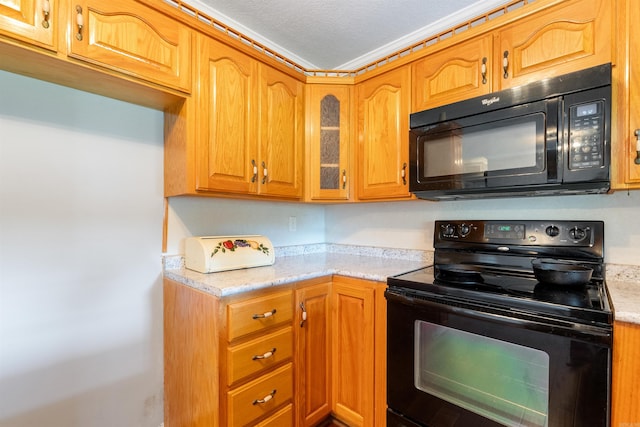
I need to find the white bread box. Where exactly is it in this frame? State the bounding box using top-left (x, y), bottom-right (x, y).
top-left (185, 235), bottom-right (275, 273)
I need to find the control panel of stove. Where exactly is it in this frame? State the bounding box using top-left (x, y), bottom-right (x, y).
top-left (436, 220), bottom-right (604, 248)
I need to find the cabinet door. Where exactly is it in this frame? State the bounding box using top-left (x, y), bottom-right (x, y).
top-left (331, 277), bottom-right (375, 427)
top-left (295, 281), bottom-right (332, 426)
top-left (356, 67), bottom-right (411, 200)
top-left (626, 0), bottom-right (640, 184)
top-left (306, 84), bottom-right (352, 201)
top-left (68, 0), bottom-right (191, 92)
top-left (496, 0), bottom-right (612, 90)
top-left (412, 35), bottom-right (492, 111)
top-left (612, 321), bottom-right (640, 425)
top-left (258, 64), bottom-right (304, 199)
top-left (613, 0), bottom-right (640, 187)
top-left (0, 0), bottom-right (55, 49)
top-left (196, 36), bottom-right (259, 194)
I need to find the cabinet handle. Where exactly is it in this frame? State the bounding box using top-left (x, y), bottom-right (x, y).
top-left (251, 159), bottom-right (258, 183)
top-left (75, 5), bottom-right (84, 41)
top-left (261, 161), bottom-right (268, 184)
top-left (634, 129), bottom-right (640, 165)
top-left (481, 57), bottom-right (487, 84)
top-left (253, 389), bottom-right (277, 405)
top-left (42, 0), bottom-right (51, 29)
top-left (401, 162), bottom-right (407, 185)
top-left (502, 51), bottom-right (509, 79)
top-left (252, 309), bottom-right (276, 319)
top-left (342, 170), bottom-right (347, 190)
top-left (299, 302), bottom-right (307, 327)
top-left (252, 348), bottom-right (277, 360)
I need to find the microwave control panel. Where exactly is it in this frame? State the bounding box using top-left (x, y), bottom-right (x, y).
top-left (568, 100), bottom-right (605, 169)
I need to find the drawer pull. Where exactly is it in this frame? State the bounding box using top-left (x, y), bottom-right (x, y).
top-left (253, 309), bottom-right (276, 319)
top-left (253, 389), bottom-right (277, 405)
top-left (252, 348), bottom-right (277, 360)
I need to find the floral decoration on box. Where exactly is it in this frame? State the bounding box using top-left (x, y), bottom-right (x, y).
top-left (211, 239), bottom-right (270, 257)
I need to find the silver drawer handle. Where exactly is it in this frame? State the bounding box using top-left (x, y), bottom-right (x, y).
top-left (252, 348), bottom-right (276, 360)
top-left (253, 389), bottom-right (276, 405)
top-left (252, 309), bottom-right (276, 319)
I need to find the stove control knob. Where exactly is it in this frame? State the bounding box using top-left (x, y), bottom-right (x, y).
top-left (569, 227), bottom-right (587, 241)
top-left (442, 224), bottom-right (456, 237)
top-left (459, 223), bottom-right (471, 237)
top-left (545, 225), bottom-right (560, 237)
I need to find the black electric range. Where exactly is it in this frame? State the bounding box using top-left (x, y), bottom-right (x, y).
top-left (388, 220), bottom-right (613, 328)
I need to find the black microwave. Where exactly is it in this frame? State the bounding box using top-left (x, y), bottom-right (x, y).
top-left (409, 63), bottom-right (611, 200)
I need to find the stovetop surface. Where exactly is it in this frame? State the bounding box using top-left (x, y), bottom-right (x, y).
top-left (388, 265), bottom-right (613, 327)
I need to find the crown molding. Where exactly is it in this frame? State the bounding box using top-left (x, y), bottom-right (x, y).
top-left (181, 0), bottom-right (320, 69)
top-left (336, 0), bottom-right (513, 70)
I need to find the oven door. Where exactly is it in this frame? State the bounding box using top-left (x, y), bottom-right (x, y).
top-left (386, 288), bottom-right (611, 427)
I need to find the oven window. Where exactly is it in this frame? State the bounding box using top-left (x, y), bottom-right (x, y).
top-left (422, 114), bottom-right (543, 178)
top-left (414, 320), bottom-right (549, 427)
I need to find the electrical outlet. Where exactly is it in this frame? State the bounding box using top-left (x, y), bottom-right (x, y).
top-left (288, 216), bottom-right (297, 232)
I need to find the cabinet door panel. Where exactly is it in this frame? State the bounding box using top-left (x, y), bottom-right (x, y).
top-left (259, 64), bottom-right (304, 198)
top-left (412, 35), bottom-right (492, 111)
top-left (331, 279), bottom-right (375, 426)
top-left (357, 67), bottom-right (411, 200)
top-left (0, 0), bottom-right (55, 49)
top-left (612, 322), bottom-right (640, 427)
top-left (69, 0), bottom-right (191, 92)
top-left (497, 0), bottom-right (611, 90)
top-left (306, 84), bottom-right (352, 201)
top-left (296, 282), bottom-right (331, 426)
top-left (196, 37), bottom-right (258, 194)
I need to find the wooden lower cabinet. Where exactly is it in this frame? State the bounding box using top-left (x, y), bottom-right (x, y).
top-left (164, 278), bottom-right (295, 427)
top-left (331, 276), bottom-right (386, 427)
top-left (612, 321), bottom-right (640, 426)
top-left (295, 280), bottom-right (332, 426)
top-left (164, 276), bottom-right (387, 427)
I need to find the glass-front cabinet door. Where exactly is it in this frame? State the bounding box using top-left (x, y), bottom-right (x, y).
top-left (306, 84), bottom-right (352, 201)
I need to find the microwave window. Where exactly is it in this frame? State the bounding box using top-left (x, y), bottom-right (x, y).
top-left (422, 117), bottom-right (541, 178)
top-left (414, 320), bottom-right (550, 427)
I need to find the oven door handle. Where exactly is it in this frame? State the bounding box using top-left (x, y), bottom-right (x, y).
top-left (385, 289), bottom-right (612, 343)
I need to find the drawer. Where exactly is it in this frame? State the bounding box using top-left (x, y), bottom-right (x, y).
top-left (227, 326), bottom-right (293, 386)
top-left (227, 363), bottom-right (293, 427)
top-left (254, 403), bottom-right (293, 427)
top-left (227, 291), bottom-right (293, 341)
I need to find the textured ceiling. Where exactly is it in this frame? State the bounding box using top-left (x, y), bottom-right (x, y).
top-left (184, 0), bottom-right (513, 70)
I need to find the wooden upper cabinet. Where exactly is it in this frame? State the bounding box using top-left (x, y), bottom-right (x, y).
top-left (356, 66), bottom-right (411, 200)
top-left (196, 36), bottom-right (258, 194)
top-left (412, 35), bottom-right (492, 111)
top-left (496, 0), bottom-right (612, 90)
top-left (306, 84), bottom-right (353, 201)
top-left (0, 0), bottom-right (56, 50)
top-left (68, 0), bottom-right (191, 93)
top-left (612, 0), bottom-right (640, 189)
top-left (258, 64), bottom-right (305, 199)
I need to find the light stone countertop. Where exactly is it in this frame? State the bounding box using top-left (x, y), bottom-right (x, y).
top-left (163, 246), bottom-right (640, 324)
top-left (163, 250), bottom-right (430, 298)
top-left (604, 264), bottom-right (640, 324)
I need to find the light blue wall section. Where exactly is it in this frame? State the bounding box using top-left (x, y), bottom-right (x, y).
top-left (325, 192), bottom-right (640, 266)
top-left (0, 70), bottom-right (165, 427)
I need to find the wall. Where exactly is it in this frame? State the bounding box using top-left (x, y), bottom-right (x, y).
top-left (324, 192), bottom-right (640, 266)
top-left (165, 197), bottom-right (325, 255)
top-left (166, 192), bottom-right (640, 267)
top-left (0, 71), bottom-right (165, 427)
